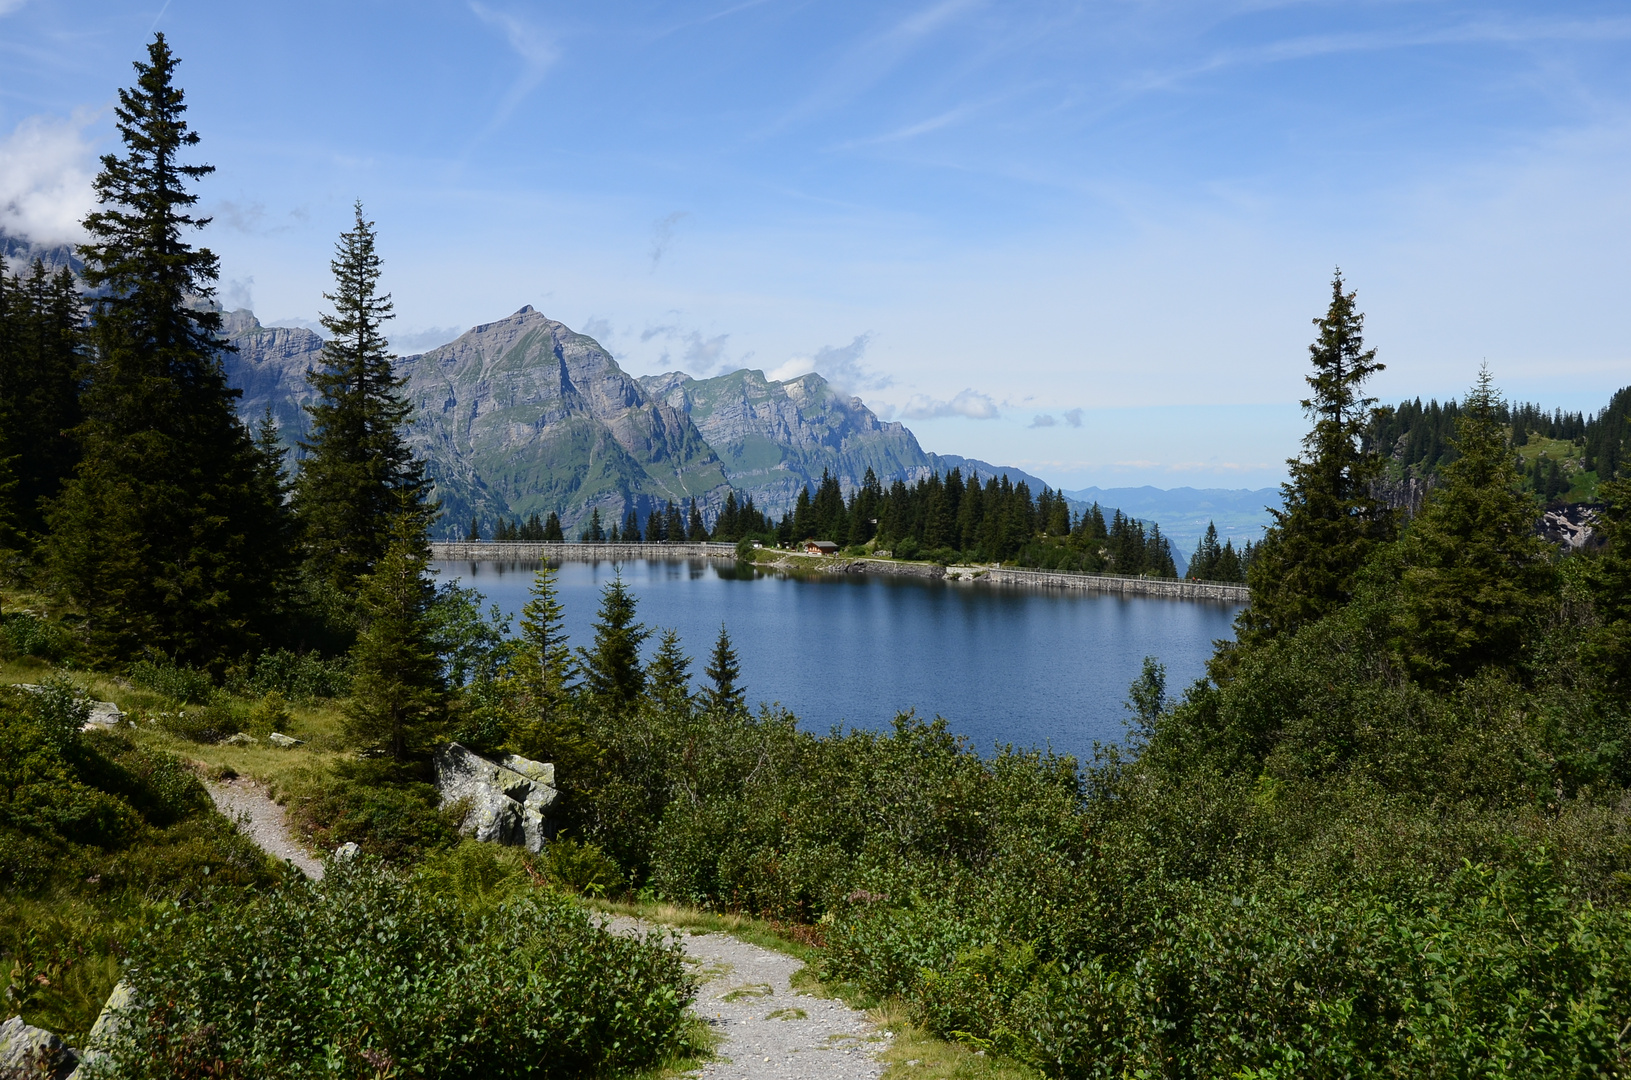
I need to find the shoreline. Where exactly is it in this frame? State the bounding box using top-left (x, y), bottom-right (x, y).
top-left (429, 542), bottom-right (1250, 604)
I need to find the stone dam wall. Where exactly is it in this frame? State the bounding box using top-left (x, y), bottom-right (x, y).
top-left (431, 541), bottom-right (739, 561)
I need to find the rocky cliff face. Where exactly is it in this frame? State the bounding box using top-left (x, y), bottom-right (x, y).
top-left (400, 307), bottom-right (732, 530)
top-left (221, 305), bottom-right (1055, 532)
top-left (638, 367), bottom-right (937, 515)
top-left (224, 306), bottom-right (734, 532)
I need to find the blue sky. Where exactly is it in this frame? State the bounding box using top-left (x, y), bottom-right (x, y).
top-left (2, 1), bottom-right (1628, 489)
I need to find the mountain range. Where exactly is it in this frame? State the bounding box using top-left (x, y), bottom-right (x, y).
top-left (224, 304), bottom-right (1063, 536)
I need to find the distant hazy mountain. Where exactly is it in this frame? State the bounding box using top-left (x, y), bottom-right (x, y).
top-left (639, 367), bottom-right (927, 515)
top-left (1064, 485), bottom-right (1278, 559)
top-left (0, 231), bottom-right (82, 278)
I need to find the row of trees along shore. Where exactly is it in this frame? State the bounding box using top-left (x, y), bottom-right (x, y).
top-left (479, 470), bottom-right (1186, 578)
top-left (9, 31), bottom-right (1631, 1080)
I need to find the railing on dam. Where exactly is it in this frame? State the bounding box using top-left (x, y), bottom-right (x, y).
top-left (429, 541), bottom-right (740, 562)
top-left (965, 565), bottom-right (1250, 603)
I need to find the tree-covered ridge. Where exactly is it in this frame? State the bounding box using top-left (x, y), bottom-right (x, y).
top-left (1368, 383), bottom-right (1626, 506)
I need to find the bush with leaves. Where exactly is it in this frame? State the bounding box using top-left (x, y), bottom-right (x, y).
top-left (104, 860), bottom-right (696, 1080)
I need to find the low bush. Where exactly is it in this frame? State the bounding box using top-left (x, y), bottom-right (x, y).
top-left (0, 695), bottom-right (278, 1041)
top-left (285, 759), bottom-right (461, 862)
top-left (1, 611), bottom-right (75, 661)
top-left (154, 702), bottom-right (241, 744)
top-left (128, 658), bottom-right (216, 705)
top-left (106, 861), bottom-right (698, 1080)
top-left (235, 648), bottom-right (351, 701)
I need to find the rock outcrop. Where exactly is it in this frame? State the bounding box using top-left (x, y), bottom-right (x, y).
top-left (638, 368), bottom-right (936, 516)
top-left (0, 1015), bottom-right (78, 1079)
top-left (433, 743), bottom-right (558, 853)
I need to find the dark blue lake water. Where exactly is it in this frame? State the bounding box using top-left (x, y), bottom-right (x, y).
top-left (434, 559), bottom-right (1242, 762)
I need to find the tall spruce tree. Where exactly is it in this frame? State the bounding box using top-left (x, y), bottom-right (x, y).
top-left (44, 34), bottom-right (293, 663)
top-left (1240, 271), bottom-right (1391, 643)
top-left (1393, 369), bottom-right (1552, 683)
top-left (578, 574), bottom-right (648, 709)
top-left (296, 204), bottom-right (434, 587)
top-left (702, 623), bottom-right (745, 714)
top-left (344, 535), bottom-right (446, 759)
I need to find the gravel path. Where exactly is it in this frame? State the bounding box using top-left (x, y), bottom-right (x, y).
top-left (204, 777), bottom-right (324, 880)
top-left (608, 917), bottom-right (891, 1080)
top-left (203, 781), bottom-right (888, 1079)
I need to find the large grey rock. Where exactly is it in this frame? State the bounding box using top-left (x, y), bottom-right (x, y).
top-left (0, 1015), bottom-right (78, 1079)
top-left (433, 743), bottom-right (558, 853)
top-left (63, 980), bottom-right (136, 1080)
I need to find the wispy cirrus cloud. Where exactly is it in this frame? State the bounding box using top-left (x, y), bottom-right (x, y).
top-left (469, 3), bottom-right (559, 130)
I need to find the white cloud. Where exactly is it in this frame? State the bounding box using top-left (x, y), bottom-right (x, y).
top-left (221, 277), bottom-right (254, 311)
top-left (1062, 408), bottom-right (1084, 428)
top-left (900, 388), bottom-right (1000, 420)
top-left (391, 326), bottom-right (465, 354)
top-left (682, 330), bottom-right (730, 375)
top-left (0, 0), bottom-right (30, 15)
top-left (767, 334), bottom-right (889, 392)
top-left (1028, 413), bottom-right (1057, 428)
top-left (0, 111), bottom-right (97, 245)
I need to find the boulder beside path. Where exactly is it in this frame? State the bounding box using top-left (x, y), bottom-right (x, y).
top-left (433, 742), bottom-right (558, 852)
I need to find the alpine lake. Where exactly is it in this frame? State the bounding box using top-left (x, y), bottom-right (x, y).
top-left (434, 557), bottom-right (1243, 763)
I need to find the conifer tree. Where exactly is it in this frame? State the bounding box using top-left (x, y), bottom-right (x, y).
top-left (622, 506), bottom-right (641, 541)
top-left (296, 204), bottom-right (435, 587)
top-left (578, 574), bottom-right (648, 708)
top-left (580, 507), bottom-right (605, 543)
top-left (1585, 476), bottom-right (1631, 693)
top-left (645, 507), bottom-right (665, 543)
top-left (702, 623), bottom-right (745, 714)
top-left (543, 511), bottom-right (565, 542)
top-left (45, 34), bottom-right (293, 663)
top-left (344, 534), bottom-right (446, 759)
top-left (0, 260), bottom-right (82, 542)
top-left (1240, 271), bottom-right (1391, 643)
top-left (1393, 369), bottom-right (1552, 683)
top-left (686, 499), bottom-right (707, 541)
top-left (515, 563), bottom-right (574, 723)
top-left (646, 629), bottom-right (693, 711)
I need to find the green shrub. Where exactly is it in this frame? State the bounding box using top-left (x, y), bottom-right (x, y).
top-left (287, 760), bottom-right (460, 862)
top-left (245, 690), bottom-right (292, 738)
top-left (129, 658), bottom-right (216, 705)
top-left (1, 612), bottom-right (74, 661)
top-left (238, 648), bottom-right (351, 701)
top-left (154, 702), bottom-right (241, 744)
top-left (29, 674), bottom-right (90, 751)
top-left (541, 837), bottom-right (625, 896)
top-left (106, 861), bottom-right (697, 1080)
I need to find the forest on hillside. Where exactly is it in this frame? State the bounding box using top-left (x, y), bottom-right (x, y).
top-left (5, 32), bottom-right (1631, 1080)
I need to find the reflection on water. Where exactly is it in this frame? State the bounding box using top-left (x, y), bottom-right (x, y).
top-left (434, 559), bottom-right (1242, 762)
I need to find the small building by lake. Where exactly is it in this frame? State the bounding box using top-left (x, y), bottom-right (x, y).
top-left (804, 539), bottom-right (839, 556)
